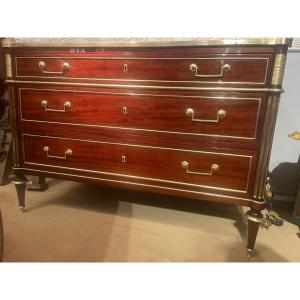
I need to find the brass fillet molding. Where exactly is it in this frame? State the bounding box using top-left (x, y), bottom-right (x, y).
top-left (247, 214), bottom-right (264, 223)
top-left (5, 79), bottom-right (284, 93)
top-left (253, 95), bottom-right (280, 199)
top-left (12, 166), bottom-right (255, 203)
top-left (5, 54), bottom-right (12, 77)
top-left (271, 54), bottom-right (287, 86)
top-left (1, 38), bottom-right (293, 48)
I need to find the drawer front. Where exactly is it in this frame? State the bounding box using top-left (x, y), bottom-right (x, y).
top-left (15, 56), bottom-right (270, 86)
top-left (22, 134), bottom-right (253, 193)
top-left (20, 89), bottom-right (261, 139)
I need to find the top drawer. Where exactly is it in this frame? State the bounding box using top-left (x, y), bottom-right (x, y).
top-left (14, 55), bottom-right (272, 87)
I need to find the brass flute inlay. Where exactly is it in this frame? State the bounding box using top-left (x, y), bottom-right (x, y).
top-left (189, 63), bottom-right (231, 78)
top-left (181, 161), bottom-right (220, 176)
top-left (5, 54), bottom-right (12, 77)
top-left (38, 61), bottom-right (69, 75)
top-left (271, 54), bottom-right (287, 86)
top-left (186, 108), bottom-right (226, 123)
top-left (43, 146), bottom-right (72, 160)
top-left (41, 99), bottom-right (71, 112)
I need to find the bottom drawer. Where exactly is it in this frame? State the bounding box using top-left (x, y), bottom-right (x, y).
top-left (22, 134), bottom-right (253, 193)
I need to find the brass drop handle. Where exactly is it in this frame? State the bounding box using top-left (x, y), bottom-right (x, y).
top-left (42, 100), bottom-right (71, 112)
top-left (288, 132), bottom-right (300, 140)
top-left (189, 63), bottom-right (231, 78)
top-left (43, 146), bottom-right (72, 160)
top-left (181, 161), bottom-right (220, 176)
top-left (38, 61), bottom-right (69, 75)
top-left (186, 108), bottom-right (226, 123)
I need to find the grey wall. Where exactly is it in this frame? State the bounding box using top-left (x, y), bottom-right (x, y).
top-left (269, 50), bottom-right (300, 171)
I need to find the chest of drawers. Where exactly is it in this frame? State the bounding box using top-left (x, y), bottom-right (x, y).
top-left (2, 38), bottom-right (291, 256)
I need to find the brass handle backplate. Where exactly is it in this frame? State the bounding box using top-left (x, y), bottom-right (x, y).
top-left (42, 100), bottom-right (71, 112)
top-left (38, 61), bottom-right (69, 75)
top-left (186, 108), bottom-right (226, 123)
top-left (181, 161), bottom-right (219, 176)
top-left (44, 146), bottom-right (72, 160)
top-left (189, 63), bottom-right (231, 78)
top-left (288, 132), bottom-right (300, 140)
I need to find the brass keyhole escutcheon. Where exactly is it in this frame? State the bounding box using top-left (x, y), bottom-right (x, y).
top-left (122, 106), bottom-right (128, 115)
top-left (123, 64), bottom-right (128, 72)
top-left (121, 156), bottom-right (126, 163)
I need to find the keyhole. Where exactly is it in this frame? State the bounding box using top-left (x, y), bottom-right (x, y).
top-left (122, 106), bottom-right (128, 115)
top-left (121, 155), bottom-right (126, 163)
top-left (123, 64), bottom-right (128, 72)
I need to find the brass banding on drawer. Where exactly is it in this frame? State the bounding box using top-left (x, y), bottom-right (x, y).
top-left (15, 55), bottom-right (271, 86)
top-left (19, 88), bottom-right (262, 140)
top-left (22, 134), bottom-right (254, 194)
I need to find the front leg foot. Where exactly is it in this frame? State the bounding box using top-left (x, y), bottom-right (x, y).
top-left (13, 176), bottom-right (27, 212)
top-left (246, 209), bottom-right (263, 256)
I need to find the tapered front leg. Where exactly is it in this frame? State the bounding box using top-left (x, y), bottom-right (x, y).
top-left (13, 176), bottom-right (27, 212)
top-left (246, 209), bottom-right (263, 257)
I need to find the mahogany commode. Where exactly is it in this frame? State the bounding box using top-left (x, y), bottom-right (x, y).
top-left (2, 38), bottom-right (291, 256)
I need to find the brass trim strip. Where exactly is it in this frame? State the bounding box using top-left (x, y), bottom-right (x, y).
top-left (2, 38), bottom-right (293, 48)
top-left (21, 133), bottom-right (253, 157)
top-left (247, 214), bottom-right (264, 223)
top-left (5, 79), bottom-right (284, 93)
top-left (271, 54), bottom-right (287, 86)
top-left (253, 95), bottom-right (280, 199)
top-left (15, 56), bottom-right (269, 86)
top-left (19, 88), bottom-right (262, 140)
top-left (21, 133), bottom-right (253, 194)
top-left (12, 167), bottom-right (254, 203)
top-left (5, 54), bottom-right (12, 77)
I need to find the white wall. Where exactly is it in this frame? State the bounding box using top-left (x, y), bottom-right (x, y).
top-left (269, 50), bottom-right (300, 170)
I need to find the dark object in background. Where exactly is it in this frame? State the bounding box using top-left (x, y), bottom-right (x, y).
top-left (268, 155), bottom-right (300, 226)
top-left (269, 162), bottom-right (299, 196)
top-left (0, 91), bottom-right (12, 185)
top-left (293, 181), bottom-right (300, 225)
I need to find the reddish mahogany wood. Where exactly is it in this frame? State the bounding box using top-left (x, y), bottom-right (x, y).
top-left (19, 120), bottom-right (261, 152)
top-left (22, 134), bottom-right (253, 193)
top-left (15, 55), bottom-right (271, 87)
top-left (14, 166), bottom-right (263, 209)
top-left (20, 88), bottom-right (261, 139)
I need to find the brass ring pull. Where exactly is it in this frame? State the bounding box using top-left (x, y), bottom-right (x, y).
top-left (41, 100), bottom-right (71, 112)
top-left (189, 63), bottom-right (231, 78)
top-left (186, 108), bottom-right (226, 123)
top-left (38, 61), bottom-right (69, 75)
top-left (43, 146), bottom-right (72, 160)
top-left (181, 161), bottom-right (219, 176)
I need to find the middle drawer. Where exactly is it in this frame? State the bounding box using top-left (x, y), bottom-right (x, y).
top-left (19, 88), bottom-right (262, 139)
